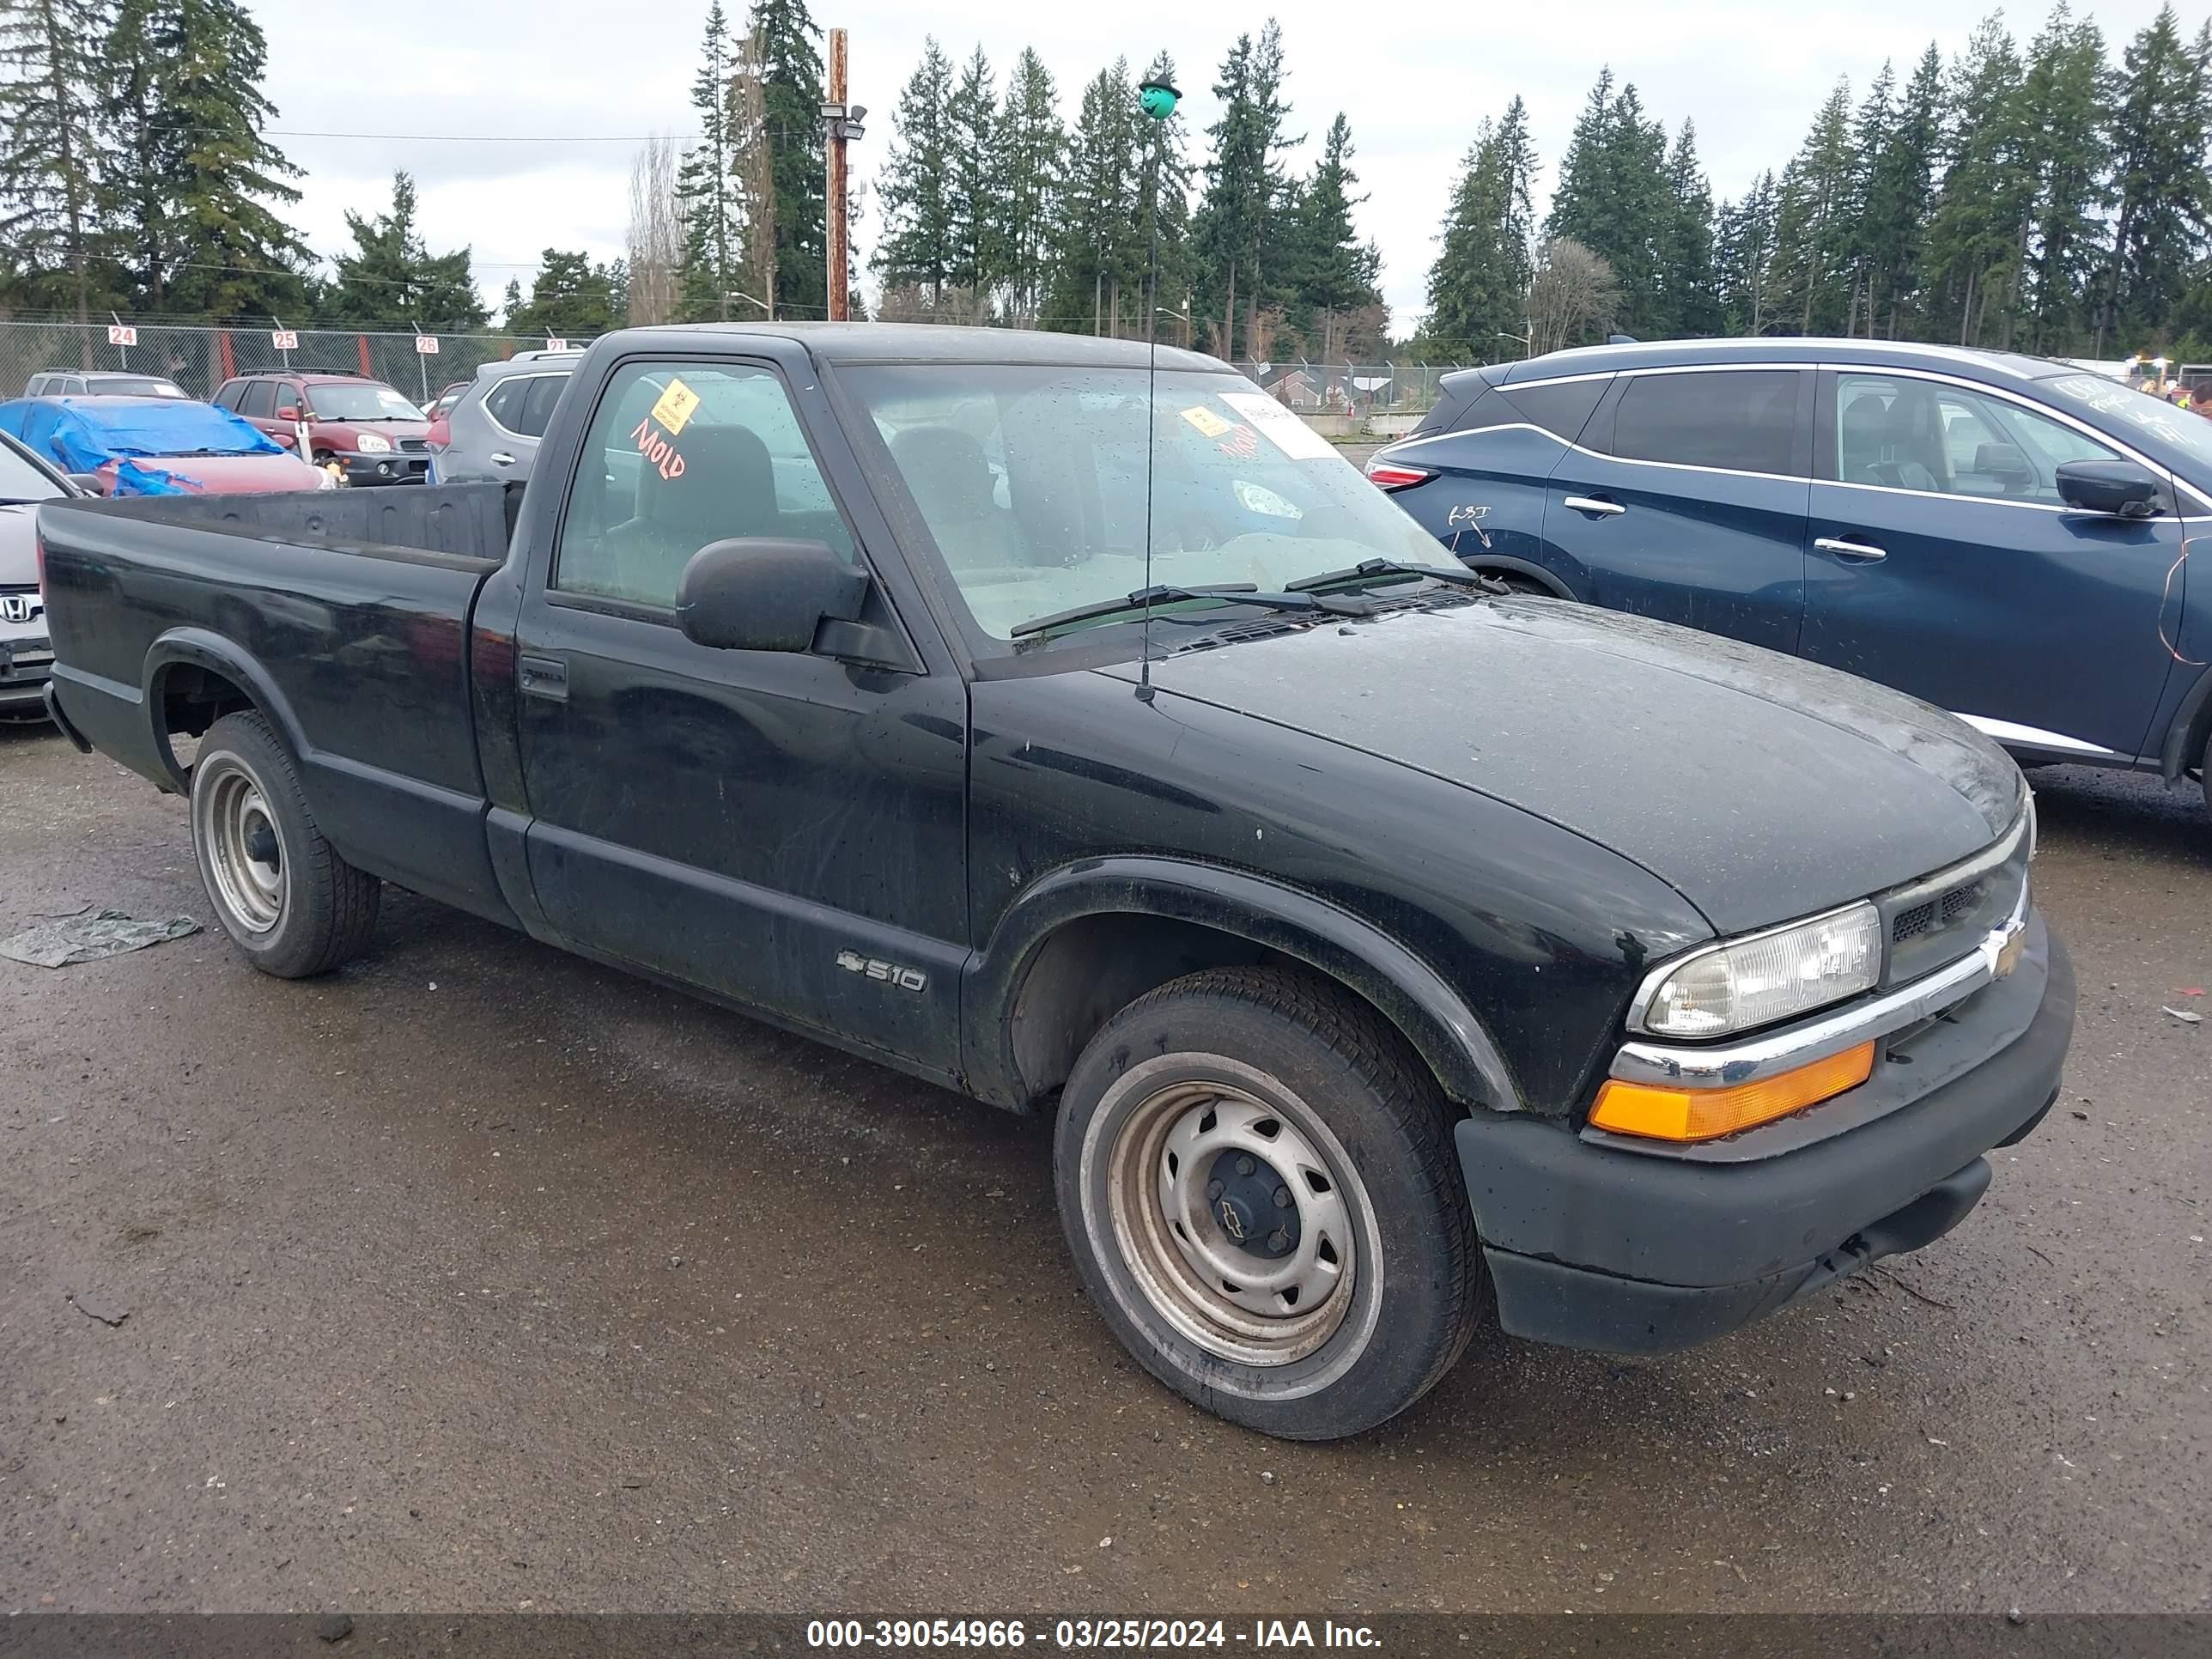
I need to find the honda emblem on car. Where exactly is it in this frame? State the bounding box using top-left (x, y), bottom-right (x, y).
top-left (0, 594), bottom-right (38, 624)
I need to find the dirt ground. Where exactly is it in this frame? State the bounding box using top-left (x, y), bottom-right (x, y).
top-left (2, 719), bottom-right (2206, 1614)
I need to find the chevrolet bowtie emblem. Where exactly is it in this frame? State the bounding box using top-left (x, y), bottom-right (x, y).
top-left (1218, 1200), bottom-right (1245, 1241)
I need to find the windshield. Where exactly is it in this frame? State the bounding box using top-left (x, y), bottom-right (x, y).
top-left (2041, 374), bottom-right (2212, 473)
top-left (0, 437), bottom-right (64, 501)
top-left (307, 383), bottom-right (428, 422)
top-left (842, 364), bottom-right (1447, 644)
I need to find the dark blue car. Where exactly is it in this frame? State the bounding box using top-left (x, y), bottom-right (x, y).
top-left (1368, 339), bottom-right (2212, 817)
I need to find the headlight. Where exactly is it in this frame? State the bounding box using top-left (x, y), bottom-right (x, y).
top-left (354, 433), bottom-right (392, 454)
top-left (1633, 902), bottom-right (1882, 1038)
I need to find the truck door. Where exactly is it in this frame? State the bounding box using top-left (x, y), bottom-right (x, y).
top-left (1541, 366), bottom-right (1812, 653)
top-left (510, 353), bottom-right (970, 1076)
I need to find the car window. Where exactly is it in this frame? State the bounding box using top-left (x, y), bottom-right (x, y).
top-left (240, 381), bottom-right (276, 417)
top-left (483, 378), bottom-right (533, 434)
top-left (26, 375), bottom-right (47, 397)
top-left (212, 381), bottom-right (240, 410)
top-left (520, 374), bottom-right (568, 436)
top-left (1610, 369), bottom-right (1798, 475)
top-left (553, 361), bottom-right (855, 608)
top-left (1496, 377), bottom-right (1608, 443)
top-left (1836, 373), bottom-right (2120, 504)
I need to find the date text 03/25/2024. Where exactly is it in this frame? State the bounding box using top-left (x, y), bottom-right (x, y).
top-left (805, 1620), bottom-right (1382, 1650)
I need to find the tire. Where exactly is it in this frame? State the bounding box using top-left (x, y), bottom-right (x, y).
top-left (1054, 966), bottom-right (1480, 1440)
top-left (189, 710), bottom-right (380, 978)
top-left (1487, 572), bottom-right (1558, 597)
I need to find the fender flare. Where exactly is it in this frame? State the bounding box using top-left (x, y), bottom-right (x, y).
top-left (2159, 663), bottom-right (2212, 782)
top-left (142, 628), bottom-right (310, 791)
top-left (1457, 552), bottom-right (1577, 599)
top-left (963, 855), bottom-right (1522, 1115)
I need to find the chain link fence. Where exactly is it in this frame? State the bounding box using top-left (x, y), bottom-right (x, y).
top-left (0, 319), bottom-right (576, 405)
top-left (1, 319), bottom-right (1476, 430)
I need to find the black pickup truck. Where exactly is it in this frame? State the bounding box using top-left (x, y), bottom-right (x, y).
top-left (38, 324), bottom-right (2074, 1439)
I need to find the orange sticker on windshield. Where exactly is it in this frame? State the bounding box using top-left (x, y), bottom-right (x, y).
top-left (650, 377), bottom-right (702, 436)
top-left (1180, 404), bottom-right (1233, 439)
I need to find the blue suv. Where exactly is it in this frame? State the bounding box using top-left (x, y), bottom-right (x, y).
top-left (1367, 339), bottom-right (2212, 817)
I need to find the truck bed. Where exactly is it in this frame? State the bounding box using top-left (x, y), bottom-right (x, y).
top-left (39, 483), bottom-right (518, 925)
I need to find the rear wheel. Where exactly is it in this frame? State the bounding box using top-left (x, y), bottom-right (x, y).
top-left (1054, 967), bottom-right (1480, 1440)
top-left (190, 711), bottom-right (380, 978)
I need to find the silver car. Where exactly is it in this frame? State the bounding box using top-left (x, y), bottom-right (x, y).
top-left (1, 431), bottom-right (92, 720)
top-left (433, 349), bottom-right (581, 486)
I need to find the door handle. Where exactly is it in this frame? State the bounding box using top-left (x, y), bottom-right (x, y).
top-left (1814, 536), bottom-right (1888, 563)
top-left (518, 654), bottom-right (568, 702)
top-left (490, 453), bottom-right (518, 468)
top-left (1562, 495), bottom-right (1626, 517)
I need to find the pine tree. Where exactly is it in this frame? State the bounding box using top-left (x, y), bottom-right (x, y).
top-left (1924, 15), bottom-right (2027, 345)
top-left (945, 46), bottom-right (999, 304)
top-left (1546, 69), bottom-right (1616, 252)
top-left (320, 171), bottom-right (490, 330)
top-left (1658, 120), bottom-right (1719, 337)
top-left (1425, 97), bottom-right (1538, 358)
top-left (676, 0), bottom-right (738, 321)
top-left (2095, 4), bottom-right (2207, 352)
top-left (1285, 113), bottom-right (1383, 356)
top-left (1859, 46), bottom-right (1944, 338)
top-left (1192, 21), bottom-right (1297, 358)
top-left (1133, 50), bottom-right (1196, 345)
top-left (1714, 171), bottom-right (1781, 335)
top-left (0, 0), bottom-right (117, 325)
top-left (1767, 80), bottom-right (1858, 335)
top-left (1545, 70), bottom-right (1669, 338)
top-left (749, 0), bottom-right (826, 316)
top-left (1047, 62), bottom-right (1140, 333)
top-left (873, 36), bottom-right (957, 302)
top-left (505, 248), bottom-right (621, 338)
top-left (100, 0), bottom-right (308, 319)
top-left (2009, 3), bottom-right (2111, 353)
top-left (992, 46), bottom-right (1063, 326)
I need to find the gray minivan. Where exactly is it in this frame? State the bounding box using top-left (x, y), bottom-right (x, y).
top-left (432, 350), bottom-right (582, 485)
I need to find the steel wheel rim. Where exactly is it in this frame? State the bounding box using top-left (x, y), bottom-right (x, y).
top-left (1106, 1077), bottom-right (1363, 1367)
top-left (199, 761), bottom-right (284, 934)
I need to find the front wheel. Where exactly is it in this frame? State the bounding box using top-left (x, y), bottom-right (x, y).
top-left (1054, 967), bottom-right (1480, 1440)
top-left (190, 711), bottom-right (380, 978)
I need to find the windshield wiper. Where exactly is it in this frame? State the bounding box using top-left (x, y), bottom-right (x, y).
top-left (1286, 557), bottom-right (1508, 595)
top-left (1012, 582), bottom-right (1369, 639)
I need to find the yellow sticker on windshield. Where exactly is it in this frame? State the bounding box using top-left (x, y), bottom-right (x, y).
top-left (1180, 404), bottom-right (1233, 439)
top-left (650, 377), bottom-right (702, 436)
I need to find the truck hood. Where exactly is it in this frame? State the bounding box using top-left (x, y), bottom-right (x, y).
top-left (1097, 598), bottom-right (2022, 936)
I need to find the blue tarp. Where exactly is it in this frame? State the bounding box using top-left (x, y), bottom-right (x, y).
top-left (0, 397), bottom-right (284, 495)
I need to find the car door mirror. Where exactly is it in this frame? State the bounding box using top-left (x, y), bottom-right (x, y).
top-left (65, 472), bottom-right (106, 495)
top-left (1973, 441), bottom-right (2032, 483)
top-left (276, 404), bottom-right (301, 422)
top-left (674, 538), bottom-right (869, 653)
top-left (2057, 459), bottom-right (2160, 519)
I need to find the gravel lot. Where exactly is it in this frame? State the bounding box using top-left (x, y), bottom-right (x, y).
top-left (2, 717), bottom-right (2206, 1614)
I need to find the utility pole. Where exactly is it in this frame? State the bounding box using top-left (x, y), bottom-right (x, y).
top-left (820, 30), bottom-right (866, 322)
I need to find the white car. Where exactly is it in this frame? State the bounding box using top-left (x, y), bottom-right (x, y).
top-left (0, 431), bottom-right (88, 720)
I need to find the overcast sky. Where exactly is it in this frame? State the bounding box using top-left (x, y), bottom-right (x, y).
top-left (250, 0), bottom-right (2181, 338)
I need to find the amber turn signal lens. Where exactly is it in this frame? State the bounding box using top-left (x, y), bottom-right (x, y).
top-left (1590, 1041), bottom-right (1876, 1143)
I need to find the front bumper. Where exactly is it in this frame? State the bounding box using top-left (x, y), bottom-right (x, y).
top-left (1457, 915), bottom-right (2074, 1352)
top-left (335, 450), bottom-right (429, 485)
top-left (0, 635), bottom-right (53, 714)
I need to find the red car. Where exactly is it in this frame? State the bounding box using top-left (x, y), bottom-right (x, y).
top-left (0, 395), bottom-right (331, 496)
top-left (212, 369), bottom-right (434, 485)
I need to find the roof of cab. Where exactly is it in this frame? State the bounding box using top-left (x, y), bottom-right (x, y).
top-left (610, 321), bottom-right (1227, 373)
top-left (1476, 337), bottom-right (2069, 386)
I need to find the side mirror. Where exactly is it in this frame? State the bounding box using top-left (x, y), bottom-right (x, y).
top-left (276, 404), bottom-right (301, 422)
top-left (2057, 459), bottom-right (2160, 519)
top-left (65, 472), bottom-right (106, 495)
top-left (1973, 441), bottom-right (2032, 482)
top-left (675, 538), bottom-right (868, 653)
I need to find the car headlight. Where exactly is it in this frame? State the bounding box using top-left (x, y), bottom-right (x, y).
top-left (1632, 902), bottom-right (1882, 1038)
top-left (354, 433), bottom-right (392, 453)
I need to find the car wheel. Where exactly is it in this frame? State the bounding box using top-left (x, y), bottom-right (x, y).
top-left (190, 711), bottom-right (380, 978)
top-left (1487, 573), bottom-right (1558, 597)
top-left (1054, 966), bottom-right (1480, 1440)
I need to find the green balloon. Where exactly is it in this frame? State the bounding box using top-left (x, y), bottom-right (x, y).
top-left (1139, 81), bottom-right (1180, 121)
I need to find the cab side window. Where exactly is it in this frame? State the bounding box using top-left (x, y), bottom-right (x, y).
top-left (1837, 374), bottom-right (2122, 504)
top-left (553, 361), bottom-right (854, 609)
top-left (240, 381), bottom-right (277, 418)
